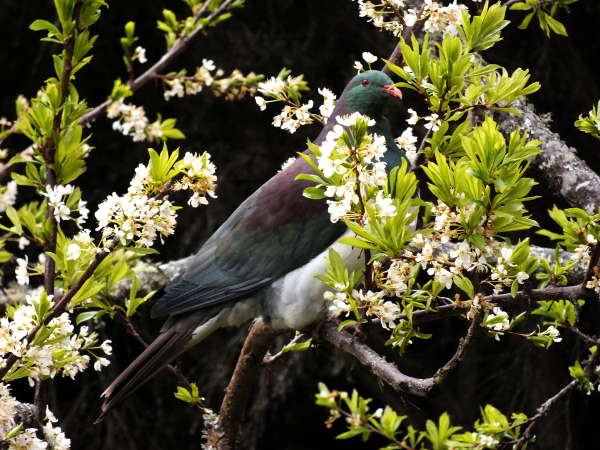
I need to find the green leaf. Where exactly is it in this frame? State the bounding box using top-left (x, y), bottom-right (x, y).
top-left (338, 236), bottom-right (377, 250)
top-left (30, 19), bottom-right (61, 37)
top-left (302, 186), bottom-right (326, 199)
top-left (453, 274), bottom-right (474, 299)
top-left (280, 337), bottom-right (313, 354)
top-left (76, 310), bottom-right (102, 324)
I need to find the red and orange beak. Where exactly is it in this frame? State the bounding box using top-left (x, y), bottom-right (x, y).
top-left (384, 85), bottom-right (403, 99)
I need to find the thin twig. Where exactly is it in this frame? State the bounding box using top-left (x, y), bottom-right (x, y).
top-left (430, 308), bottom-right (481, 385)
top-left (511, 341), bottom-right (600, 449)
top-left (77, 0), bottom-right (237, 126)
top-left (568, 325), bottom-right (598, 346)
top-left (583, 243), bottom-right (600, 287)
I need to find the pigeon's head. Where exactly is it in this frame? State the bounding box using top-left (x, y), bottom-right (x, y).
top-left (344, 70), bottom-right (402, 118)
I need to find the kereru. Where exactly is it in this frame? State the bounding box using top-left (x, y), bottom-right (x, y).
top-left (98, 70), bottom-right (404, 419)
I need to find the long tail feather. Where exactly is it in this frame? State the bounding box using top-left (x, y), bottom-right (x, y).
top-left (96, 314), bottom-right (210, 423)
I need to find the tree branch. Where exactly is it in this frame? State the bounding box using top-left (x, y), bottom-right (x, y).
top-left (321, 283), bottom-right (596, 398)
top-left (496, 100), bottom-right (600, 212)
top-left (320, 311), bottom-right (480, 398)
top-left (217, 318), bottom-right (280, 450)
top-left (320, 322), bottom-right (434, 396)
top-left (429, 308), bottom-right (481, 385)
top-left (511, 380), bottom-right (579, 449)
top-left (511, 342), bottom-right (600, 450)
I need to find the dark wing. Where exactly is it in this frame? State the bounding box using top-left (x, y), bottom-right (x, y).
top-left (151, 155), bottom-right (345, 317)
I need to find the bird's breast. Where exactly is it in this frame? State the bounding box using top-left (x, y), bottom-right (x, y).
top-left (262, 229), bottom-right (363, 331)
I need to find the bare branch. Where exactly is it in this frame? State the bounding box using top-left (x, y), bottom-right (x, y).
top-left (512, 380), bottom-right (579, 449)
top-left (320, 322), bottom-right (434, 396)
top-left (583, 243), bottom-right (600, 287)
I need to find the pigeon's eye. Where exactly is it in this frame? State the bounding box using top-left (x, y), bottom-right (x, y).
top-left (361, 79), bottom-right (370, 87)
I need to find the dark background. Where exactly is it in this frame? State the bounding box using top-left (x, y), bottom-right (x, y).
top-left (1, 1), bottom-right (600, 449)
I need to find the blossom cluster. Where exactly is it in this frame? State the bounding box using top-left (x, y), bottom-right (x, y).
top-left (487, 246), bottom-right (530, 293)
top-left (254, 71), bottom-right (337, 133)
top-left (313, 112), bottom-right (392, 223)
top-left (95, 150), bottom-right (216, 247)
top-left (106, 99), bottom-right (164, 142)
top-left (173, 152), bottom-right (218, 208)
top-left (42, 184), bottom-right (89, 226)
top-left (164, 59), bottom-right (260, 102)
top-left (95, 178), bottom-right (177, 248)
top-left (325, 288), bottom-right (401, 329)
top-left (0, 290), bottom-right (111, 383)
top-left (394, 127), bottom-right (418, 165)
top-left (1, 384), bottom-right (70, 449)
top-left (354, 0), bottom-right (468, 37)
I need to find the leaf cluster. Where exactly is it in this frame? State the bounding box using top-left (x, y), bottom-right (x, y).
top-left (315, 383), bottom-right (529, 449)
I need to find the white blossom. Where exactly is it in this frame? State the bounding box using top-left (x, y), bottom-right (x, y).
top-left (133, 46), bottom-right (147, 64)
top-left (255, 96), bottom-right (267, 111)
top-left (66, 243), bottom-right (81, 261)
top-left (406, 108), bottom-right (419, 125)
top-left (318, 87), bottom-right (337, 121)
top-left (542, 325), bottom-right (562, 343)
top-left (164, 78), bottom-right (185, 100)
top-left (516, 271), bottom-right (529, 284)
top-left (324, 291), bottom-right (351, 317)
top-left (375, 191), bottom-right (396, 219)
top-left (423, 113), bottom-right (440, 131)
top-left (18, 237), bottom-right (29, 250)
top-left (587, 276), bottom-right (600, 294)
top-left (336, 112), bottom-right (375, 128)
top-left (395, 127), bottom-right (418, 152)
top-left (0, 181), bottom-right (17, 213)
top-left (362, 51), bottom-right (378, 64)
top-left (15, 257), bottom-right (29, 286)
top-left (94, 357), bottom-right (110, 371)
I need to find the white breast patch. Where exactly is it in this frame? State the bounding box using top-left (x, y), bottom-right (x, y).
top-left (265, 230), bottom-right (363, 331)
